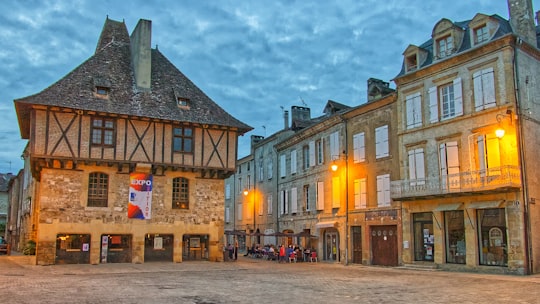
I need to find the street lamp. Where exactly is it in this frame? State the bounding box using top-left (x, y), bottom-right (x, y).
top-left (495, 110), bottom-right (513, 139)
top-left (243, 189), bottom-right (257, 243)
top-left (330, 149), bottom-right (349, 265)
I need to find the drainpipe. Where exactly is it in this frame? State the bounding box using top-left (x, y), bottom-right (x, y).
top-left (512, 37), bottom-right (532, 274)
top-left (344, 121), bottom-right (350, 266)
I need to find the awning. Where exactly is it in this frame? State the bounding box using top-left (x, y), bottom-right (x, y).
top-left (467, 200), bottom-right (505, 209)
top-left (315, 221), bottom-right (337, 229)
top-left (433, 203), bottom-right (463, 211)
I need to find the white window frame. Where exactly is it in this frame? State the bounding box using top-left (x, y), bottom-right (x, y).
top-left (290, 149), bottom-right (297, 174)
top-left (332, 177), bottom-right (340, 209)
top-left (258, 194), bottom-right (264, 216)
top-left (267, 160), bottom-right (273, 180)
top-left (474, 25), bottom-right (489, 44)
top-left (316, 138), bottom-right (324, 165)
top-left (406, 92), bottom-right (422, 129)
top-left (279, 154), bottom-right (286, 178)
top-left (375, 125), bottom-right (389, 158)
top-left (316, 181), bottom-right (324, 210)
top-left (376, 174), bottom-right (391, 207)
top-left (237, 203), bottom-right (243, 221)
top-left (291, 187), bottom-right (298, 214)
top-left (429, 78), bottom-right (463, 123)
top-left (267, 194), bottom-right (273, 215)
top-left (304, 185), bottom-right (310, 211)
top-left (309, 141), bottom-right (316, 167)
top-left (477, 134), bottom-right (501, 177)
top-left (258, 159), bottom-right (264, 182)
top-left (473, 67), bottom-right (496, 111)
top-left (439, 141), bottom-right (460, 190)
top-left (354, 178), bottom-right (367, 209)
top-left (329, 131), bottom-right (340, 159)
top-left (437, 35), bottom-right (453, 58)
top-left (353, 132), bottom-right (365, 163)
top-left (408, 148), bottom-right (426, 186)
top-left (225, 184), bottom-right (231, 199)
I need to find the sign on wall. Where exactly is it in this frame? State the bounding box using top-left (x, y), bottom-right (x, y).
top-left (128, 173), bottom-right (153, 219)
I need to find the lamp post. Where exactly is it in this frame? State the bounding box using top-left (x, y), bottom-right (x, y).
top-left (243, 189), bottom-right (256, 244)
top-left (330, 149), bottom-right (349, 266)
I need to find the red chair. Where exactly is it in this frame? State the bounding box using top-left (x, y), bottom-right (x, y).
top-left (310, 251), bottom-right (318, 262)
top-left (288, 252), bottom-right (297, 263)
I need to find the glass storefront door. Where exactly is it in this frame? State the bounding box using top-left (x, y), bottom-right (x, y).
top-left (413, 213), bottom-right (434, 261)
top-left (324, 230), bottom-right (339, 262)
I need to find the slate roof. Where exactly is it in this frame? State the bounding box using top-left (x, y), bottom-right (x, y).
top-left (0, 173), bottom-right (14, 192)
top-left (14, 18), bottom-right (252, 139)
top-left (394, 14), bottom-right (521, 78)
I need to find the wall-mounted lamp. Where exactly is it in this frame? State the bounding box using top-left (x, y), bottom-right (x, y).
top-left (495, 109), bottom-right (513, 139)
top-left (330, 155), bottom-right (342, 172)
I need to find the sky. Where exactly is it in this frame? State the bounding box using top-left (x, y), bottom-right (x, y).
top-left (0, 0), bottom-right (527, 174)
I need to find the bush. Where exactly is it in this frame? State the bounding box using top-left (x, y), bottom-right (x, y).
top-left (23, 240), bottom-right (36, 255)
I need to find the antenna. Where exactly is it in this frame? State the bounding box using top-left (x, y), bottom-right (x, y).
top-left (262, 125), bottom-right (266, 137)
top-left (280, 106), bottom-right (284, 112)
top-left (299, 96), bottom-right (307, 107)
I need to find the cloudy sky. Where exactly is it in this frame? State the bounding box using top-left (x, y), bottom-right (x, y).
top-left (0, 0), bottom-right (518, 173)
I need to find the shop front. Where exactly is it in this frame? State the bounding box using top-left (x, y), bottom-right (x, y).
top-left (144, 234), bottom-right (174, 262)
top-left (55, 233), bottom-right (91, 264)
top-left (404, 199), bottom-right (525, 274)
top-left (182, 234), bottom-right (209, 261)
top-left (100, 234), bottom-right (132, 263)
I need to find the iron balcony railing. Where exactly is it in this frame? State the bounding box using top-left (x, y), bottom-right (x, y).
top-left (391, 165), bottom-right (521, 200)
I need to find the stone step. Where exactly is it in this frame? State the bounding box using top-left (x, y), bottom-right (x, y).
top-left (398, 263), bottom-right (441, 271)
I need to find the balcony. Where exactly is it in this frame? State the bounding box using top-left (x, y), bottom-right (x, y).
top-left (391, 165), bottom-right (521, 200)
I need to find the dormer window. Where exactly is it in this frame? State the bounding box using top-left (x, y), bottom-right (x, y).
top-left (95, 86), bottom-right (110, 98)
top-left (177, 97), bottom-right (190, 108)
top-left (406, 54), bottom-right (418, 72)
top-left (437, 35), bottom-right (454, 58)
top-left (473, 25), bottom-right (489, 44)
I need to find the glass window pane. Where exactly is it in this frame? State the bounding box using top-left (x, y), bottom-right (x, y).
top-left (445, 210), bottom-right (465, 264)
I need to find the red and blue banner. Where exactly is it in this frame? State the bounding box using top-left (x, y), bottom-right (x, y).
top-left (128, 173), bottom-right (153, 219)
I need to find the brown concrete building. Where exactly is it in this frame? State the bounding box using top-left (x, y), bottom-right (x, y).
top-left (392, 0), bottom-right (540, 274)
top-left (12, 17), bottom-right (251, 265)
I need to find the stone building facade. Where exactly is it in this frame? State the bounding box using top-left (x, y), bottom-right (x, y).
top-left (392, 0), bottom-right (539, 274)
top-left (12, 17), bottom-right (251, 265)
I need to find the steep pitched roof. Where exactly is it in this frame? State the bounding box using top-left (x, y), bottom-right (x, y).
top-left (394, 14), bottom-right (515, 78)
top-left (14, 17), bottom-right (252, 139)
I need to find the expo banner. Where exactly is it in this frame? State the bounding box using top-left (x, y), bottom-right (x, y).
top-left (128, 172), bottom-right (153, 219)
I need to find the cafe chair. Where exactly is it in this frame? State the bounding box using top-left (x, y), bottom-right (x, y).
top-left (310, 251), bottom-right (318, 263)
top-left (288, 252), bottom-right (297, 263)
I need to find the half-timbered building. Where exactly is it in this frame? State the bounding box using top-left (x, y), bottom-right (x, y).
top-left (13, 17), bottom-right (251, 265)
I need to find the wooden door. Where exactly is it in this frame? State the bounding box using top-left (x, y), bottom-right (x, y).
top-left (352, 226), bottom-right (362, 264)
top-left (371, 225), bottom-right (398, 266)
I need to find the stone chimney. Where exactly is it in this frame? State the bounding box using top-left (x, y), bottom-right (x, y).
top-left (130, 19), bottom-right (152, 91)
top-left (290, 106), bottom-right (311, 130)
top-left (283, 110), bottom-right (289, 130)
top-left (250, 135), bottom-right (264, 148)
top-left (291, 106), bottom-right (310, 121)
top-left (507, 0), bottom-right (537, 46)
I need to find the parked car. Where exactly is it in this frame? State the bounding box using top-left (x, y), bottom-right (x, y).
top-left (0, 243), bottom-right (7, 255)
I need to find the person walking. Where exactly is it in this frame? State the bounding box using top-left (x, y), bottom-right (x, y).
top-left (228, 243), bottom-right (234, 261)
top-left (234, 238), bottom-right (239, 260)
top-left (279, 244), bottom-right (286, 263)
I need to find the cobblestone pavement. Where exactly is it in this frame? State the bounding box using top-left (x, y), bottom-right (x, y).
top-left (2, 255), bottom-right (540, 304)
